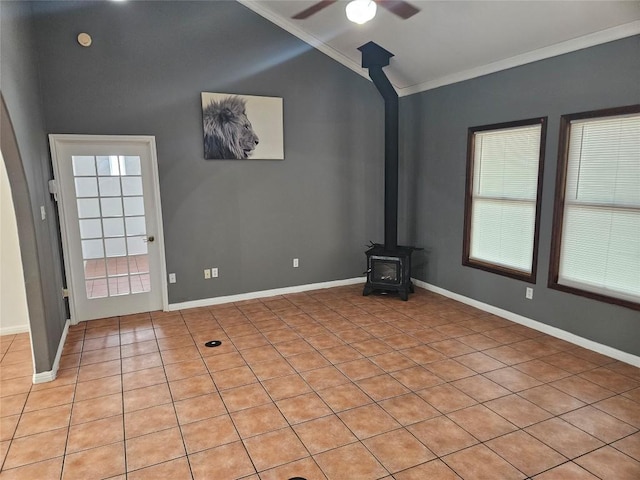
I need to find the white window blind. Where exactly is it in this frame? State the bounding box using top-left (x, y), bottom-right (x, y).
top-left (558, 113), bottom-right (640, 303)
top-left (469, 123), bottom-right (542, 274)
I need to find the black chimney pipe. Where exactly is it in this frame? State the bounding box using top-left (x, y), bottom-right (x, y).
top-left (358, 42), bottom-right (398, 251)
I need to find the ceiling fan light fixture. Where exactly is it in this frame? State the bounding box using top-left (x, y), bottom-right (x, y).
top-left (345, 0), bottom-right (377, 25)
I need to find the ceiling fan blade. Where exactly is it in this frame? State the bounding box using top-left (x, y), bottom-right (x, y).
top-left (376, 0), bottom-right (420, 19)
top-left (292, 0), bottom-right (338, 19)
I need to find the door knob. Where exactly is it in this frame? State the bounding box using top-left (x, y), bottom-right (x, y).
top-left (145, 235), bottom-right (155, 243)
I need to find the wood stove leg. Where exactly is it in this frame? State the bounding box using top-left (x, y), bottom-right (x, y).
top-left (363, 284), bottom-right (374, 296)
top-left (399, 289), bottom-right (409, 301)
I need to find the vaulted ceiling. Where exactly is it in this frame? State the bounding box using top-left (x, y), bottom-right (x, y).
top-left (239, 1), bottom-right (640, 96)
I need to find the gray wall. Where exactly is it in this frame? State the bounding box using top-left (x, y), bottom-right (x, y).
top-left (401, 36), bottom-right (640, 356)
top-left (31, 0), bottom-right (385, 304)
top-left (3, 0), bottom-right (639, 374)
top-left (1, 1), bottom-right (68, 372)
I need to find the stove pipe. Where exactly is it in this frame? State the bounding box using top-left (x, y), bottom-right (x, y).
top-left (358, 41), bottom-right (398, 251)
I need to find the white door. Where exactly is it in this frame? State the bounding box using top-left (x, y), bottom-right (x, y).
top-left (50, 135), bottom-right (167, 322)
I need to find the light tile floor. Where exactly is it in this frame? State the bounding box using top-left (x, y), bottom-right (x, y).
top-left (1, 285), bottom-right (639, 479)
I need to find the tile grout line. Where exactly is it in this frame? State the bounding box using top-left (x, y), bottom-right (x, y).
top-left (59, 326), bottom-right (84, 480)
top-left (119, 316), bottom-right (129, 480)
top-left (0, 335), bottom-right (31, 474)
top-left (194, 309), bottom-right (262, 479)
top-left (1, 286), bottom-right (638, 478)
top-left (221, 302), bottom-right (332, 478)
top-left (214, 292), bottom-right (637, 479)
top-left (222, 298), bottom-right (371, 477)
top-left (155, 310), bottom-right (197, 480)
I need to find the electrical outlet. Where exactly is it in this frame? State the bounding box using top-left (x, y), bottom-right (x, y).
top-left (526, 287), bottom-right (534, 300)
top-left (204, 269), bottom-right (211, 279)
top-left (211, 267), bottom-right (219, 278)
top-left (168, 273), bottom-right (176, 284)
top-left (293, 258), bottom-right (299, 268)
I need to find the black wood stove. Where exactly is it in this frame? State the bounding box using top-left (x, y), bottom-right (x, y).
top-left (363, 243), bottom-right (416, 301)
top-left (359, 42), bottom-right (418, 301)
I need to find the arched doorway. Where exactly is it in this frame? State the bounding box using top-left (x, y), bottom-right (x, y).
top-left (1, 94), bottom-right (55, 378)
top-left (0, 149), bottom-right (31, 335)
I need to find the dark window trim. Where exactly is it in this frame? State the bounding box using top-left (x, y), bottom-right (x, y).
top-left (548, 104), bottom-right (640, 311)
top-left (463, 117), bottom-right (547, 283)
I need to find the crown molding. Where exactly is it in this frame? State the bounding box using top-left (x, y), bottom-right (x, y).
top-left (239, 2), bottom-right (640, 98)
top-left (398, 20), bottom-right (640, 97)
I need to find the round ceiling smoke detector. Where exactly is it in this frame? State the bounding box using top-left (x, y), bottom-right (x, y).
top-left (77, 33), bottom-right (92, 47)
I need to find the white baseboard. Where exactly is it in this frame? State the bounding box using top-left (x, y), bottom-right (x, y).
top-left (33, 318), bottom-right (70, 384)
top-left (413, 279), bottom-right (640, 368)
top-left (0, 324), bottom-right (30, 336)
top-left (167, 275), bottom-right (638, 367)
top-left (168, 277), bottom-right (367, 311)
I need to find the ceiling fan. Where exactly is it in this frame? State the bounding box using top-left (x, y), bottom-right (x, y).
top-left (292, 0), bottom-right (420, 22)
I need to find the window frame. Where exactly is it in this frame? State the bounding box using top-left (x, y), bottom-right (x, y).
top-left (549, 104), bottom-right (640, 311)
top-left (462, 117), bottom-right (547, 283)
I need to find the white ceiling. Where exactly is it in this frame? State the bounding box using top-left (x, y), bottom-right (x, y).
top-left (239, 0), bottom-right (640, 96)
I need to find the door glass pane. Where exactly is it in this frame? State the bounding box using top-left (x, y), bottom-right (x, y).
top-left (106, 257), bottom-right (129, 277)
top-left (77, 198), bottom-right (100, 218)
top-left (79, 219), bottom-right (102, 239)
top-left (105, 237), bottom-right (126, 257)
top-left (97, 156), bottom-right (120, 176)
top-left (129, 254), bottom-right (149, 274)
top-left (72, 156), bottom-right (96, 176)
top-left (84, 259), bottom-right (106, 279)
top-left (73, 152), bottom-right (150, 299)
top-left (120, 156), bottom-right (141, 175)
top-left (81, 239), bottom-right (104, 259)
top-left (101, 198), bottom-right (123, 217)
top-left (130, 274), bottom-right (150, 293)
top-left (121, 177), bottom-right (143, 196)
top-left (127, 236), bottom-right (148, 256)
top-left (74, 177), bottom-right (98, 197)
top-left (102, 218), bottom-right (125, 238)
top-left (125, 217), bottom-right (146, 236)
top-left (109, 277), bottom-right (130, 296)
top-left (123, 197), bottom-right (145, 216)
top-left (98, 177), bottom-right (121, 197)
top-left (86, 278), bottom-right (108, 299)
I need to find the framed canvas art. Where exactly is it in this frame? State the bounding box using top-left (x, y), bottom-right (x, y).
top-left (201, 92), bottom-right (284, 160)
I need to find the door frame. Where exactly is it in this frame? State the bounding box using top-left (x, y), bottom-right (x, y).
top-left (49, 134), bottom-right (169, 323)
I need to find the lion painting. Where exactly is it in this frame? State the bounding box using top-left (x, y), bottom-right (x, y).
top-left (202, 96), bottom-right (259, 159)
